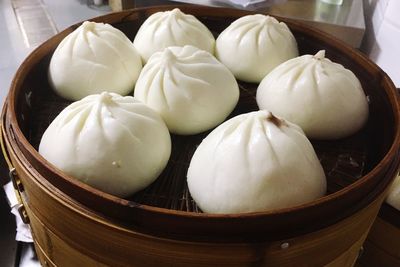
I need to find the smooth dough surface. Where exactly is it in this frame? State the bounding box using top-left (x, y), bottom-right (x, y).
top-left (216, 14), bottom-right (298, 83)
top-left (134, 45), bottom-right (239, 135)
top-left (133, 8), bottom-right (215, 62)
top-left (39, 92), bottom-right (171, 197)
top-left (187, 110), bottom-right (326, 214)
top-left (257, 50), bottom-right (369, 139)
top-left (49, 21), bottom-right (142, 101)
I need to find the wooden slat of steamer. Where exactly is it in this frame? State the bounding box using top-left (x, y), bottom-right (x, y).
top-left (7, 139), bottom-right (388, 267)
top-left (26, 199), bottom-right (370, 267)
top-left (29, 209), bottom-right (108, 267)
top-left (325, 231), bottom-right (368, 267)
top-left (34, 244), bottom-right (56, 267)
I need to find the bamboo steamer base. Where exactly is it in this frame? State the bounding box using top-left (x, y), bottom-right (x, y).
top-left (9, 143), bottom-right (391, 267)
top-left (29, 208), bottom-right (369, 267)
top-left (27, 200), bottom-right (372, 267)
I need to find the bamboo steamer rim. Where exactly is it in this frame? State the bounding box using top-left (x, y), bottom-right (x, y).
top-left (5, 5), bottom-right (400, 222)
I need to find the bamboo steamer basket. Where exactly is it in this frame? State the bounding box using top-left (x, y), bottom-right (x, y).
top-left (1, 5), bottom-right (400, 267)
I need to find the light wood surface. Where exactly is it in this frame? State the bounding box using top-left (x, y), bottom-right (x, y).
top-left (6, 143), bottom-right (393, 266)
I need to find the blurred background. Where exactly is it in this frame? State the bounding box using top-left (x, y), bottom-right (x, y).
top-left (0, 0), bottom-right (399, 266)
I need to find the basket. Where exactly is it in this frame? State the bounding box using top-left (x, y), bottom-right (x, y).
top-left (1, 5), bottom-right (400, 267)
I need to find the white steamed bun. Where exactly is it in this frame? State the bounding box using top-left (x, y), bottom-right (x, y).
top-left (257, 50), bottom-right (369, 140)
top-left (216, 14), bottom-right (298, 83)
top-left (133, 8), bottom-right (215, 63)
top-left (134, 45), bottom-right (239, 135)
top-left (187, 110), bottom-right (326, 214)
top-left (49, 21), bottom-right (142, 101)
top-left (386, 175), bottom-right (400, 211)
top-left (39, 92), bottom-right (171, 197)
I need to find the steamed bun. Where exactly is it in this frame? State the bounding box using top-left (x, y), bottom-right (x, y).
top-left (39, 92), bottom-right (171, 197)
top-left (134, 45), bottom-right (239, 135)
top-left (216, 14), bottom-right (298, 83)
top-left (257, 50), bottom-right (369, 139)
top-left (133, 8), bottom-right (215, 63)
top-left (187, 110), bottom-right (326, 214)
top-left (49, 21), bottom-right (142, 101)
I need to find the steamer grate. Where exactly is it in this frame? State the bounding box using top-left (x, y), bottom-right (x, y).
top-left (28, 79), bottom-right (367, 213)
